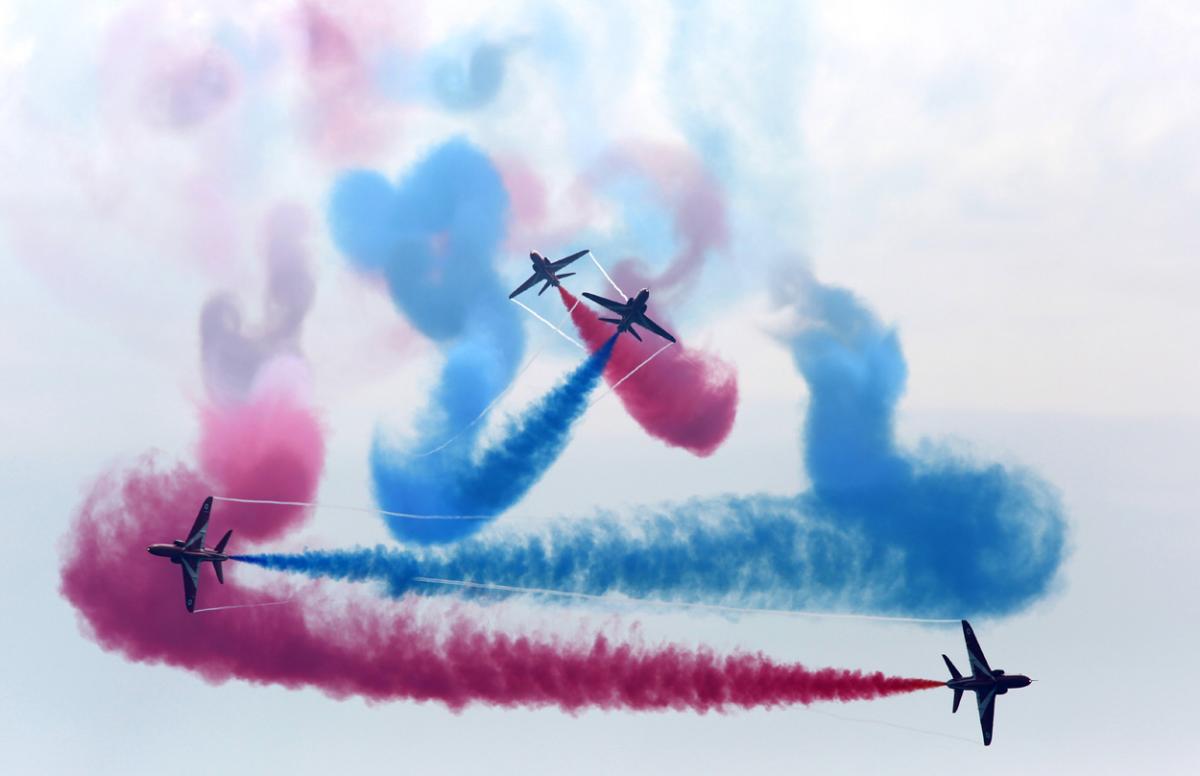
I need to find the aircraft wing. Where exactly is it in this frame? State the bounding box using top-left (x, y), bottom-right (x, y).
top-left (181, 556), bottom-right (201, 613)
top-left (962, 620), bottom-right (993, 679)
top-left (635, 313), bottom-right (676, 343)
top-left (549, 249), bottom-right (589, 269)
top-left (976, 688), bottom-right (997, 746)
top-left (582, 292), bottom-right (627, 314)
top-left (509, 273), bottom-right (542, 299)
top-left (183, 497), bottom-right (212, 550)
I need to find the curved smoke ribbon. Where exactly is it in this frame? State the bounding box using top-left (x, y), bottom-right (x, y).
top-left (243, 269), bottom-right (1066, 617)
top-left (330, 139), bottom-right (618, 544)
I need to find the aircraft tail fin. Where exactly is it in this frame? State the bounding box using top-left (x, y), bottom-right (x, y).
top-left (214, 561), bottom-right (225, 585)
top-left (943, 654), bottom-right (962, 680)
top-left (215, 529), bottom-right (233, 554)
top-left (952, 688), bottom-right (963, 714)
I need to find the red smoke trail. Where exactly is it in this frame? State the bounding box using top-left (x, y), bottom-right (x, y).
top-left (561, 288), bottom-right (737, 457)
top-left (60, 463), bottom-right (938, 709)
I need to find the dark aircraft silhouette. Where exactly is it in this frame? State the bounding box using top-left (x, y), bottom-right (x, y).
top-left (147, 496), bottom-right (232, 612)
top-left (581, 288), bottom-right (676, 343)
top-left (943, 619), bottom-right (1032, 746)
top-left (509, 249), bottom-right (590, 298)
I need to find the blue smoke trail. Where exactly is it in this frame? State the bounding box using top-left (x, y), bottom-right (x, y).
top-left (371, 335), bottom-right (617, 542)
top-left (243, 270), bottom-right (1066, 616)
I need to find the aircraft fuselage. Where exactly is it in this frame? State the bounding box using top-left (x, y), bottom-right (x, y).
top-left (147, 543), bottom-right (228, 564)
top-left (947, 670), bottom-right (1031, 694)
top-left (616, 289), bottom-right (650, 330)
top-left (530, 252), bottom-right (561, 286)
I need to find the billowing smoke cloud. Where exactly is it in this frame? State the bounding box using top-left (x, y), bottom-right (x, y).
top-left (563, 289), bottom-right (738, 457)
top-left (61, 463), bottom-right (939, 710)
top-left (195, 202), bottom-right (324, 538)
top-left (429, 38), bottom-right (510, 111)
top-left (330, 140), bottom-right (620, 543)
top-left (200, 205), bottom-right (316, 404)
top-left (587, 143), bottom-right (729, 304)
top-left (294, 1), bottom-right (412, 162)
top-left (197, 369), bottom-right (325, 540)
top-left (244, 271), bottom-right (1066, 618)
top-left (372, 335), bottom-right (618, 543)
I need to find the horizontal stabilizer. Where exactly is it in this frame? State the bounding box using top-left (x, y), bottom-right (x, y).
top-left (952, 688), bottom-right (963, 714)
top-left (557, 272), bottom-right (575, 280)
top-left (214, 561), bottom-right (225, 585)
top-left (599, 317), bottom-right (621, 324)
top-left (538, 280), bottom-right (551, 295)
top-left (943, 654), bottom-right (962, 680)
top-left (215, 529), bottom-right (233, 554)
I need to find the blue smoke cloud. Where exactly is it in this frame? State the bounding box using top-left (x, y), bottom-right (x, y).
top-left (329, 139), bottom-right (543, 543)
top-left (246, 269), bottom-right (1066, 616)
top-left (430, 39), bottom-right (509, 111)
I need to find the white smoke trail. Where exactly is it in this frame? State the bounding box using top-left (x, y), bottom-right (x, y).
top-left (192, 598), bottom-right (294, 614)
top-left (411, 576), bottom-right (960, 624)
top-left (589, 252), bottom-right (627, 300)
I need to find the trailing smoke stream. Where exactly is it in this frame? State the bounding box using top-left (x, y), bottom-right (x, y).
top-left (242, 271), bottom-right (1066, 618)
top-left (369, 334), bottom-right (617, 542)
top-left (61, 463), bottom-right (941, 710)
top-left (562, 288), bottom-right (737, 457)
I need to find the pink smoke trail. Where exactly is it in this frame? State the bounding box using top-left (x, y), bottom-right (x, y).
top-left (60, 462), bottom-right (938, 709)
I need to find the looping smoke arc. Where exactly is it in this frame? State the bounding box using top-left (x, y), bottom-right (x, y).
top-left (245, 269), bottom-right (1066, 618)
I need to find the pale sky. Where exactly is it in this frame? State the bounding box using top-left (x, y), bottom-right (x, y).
top-left (1, 2), bottom-right (1197, 773)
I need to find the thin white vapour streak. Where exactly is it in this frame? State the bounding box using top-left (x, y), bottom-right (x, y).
top-left (192, 599), bottom-right (294, 614)
top-left (411, 576), bottom-right (960, 624)
top-left (588, 341), bottom-right (673, 408)
top-left (590, 252), bottom-right (627, 300)
top-left (512, 298), bottom-right (584, 349)
top-left (801, 707), bottom-right (982, 747)
top-left (212, 496), bottom-right (494, 521)
top-left (410, 299), bottom-right (584, 458)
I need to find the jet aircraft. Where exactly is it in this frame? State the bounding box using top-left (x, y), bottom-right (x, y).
top-left (147, 496), bottom-right (232, 612)
top-left (943, 619), bottom-right (1032, 746)
top-left (508, 249), bottom-right (590, 298)
top-left (581, 288), bottom-right (676, 343)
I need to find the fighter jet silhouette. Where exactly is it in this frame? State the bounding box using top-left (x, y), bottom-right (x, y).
top-left (147, 497), bottom-right (232, 612)
top-left (581, 288), bottom-right (676, 343)
top-left (509, 249), bottom-right (589, 298)
top-left (943, 619), bottom-right (1033, 746)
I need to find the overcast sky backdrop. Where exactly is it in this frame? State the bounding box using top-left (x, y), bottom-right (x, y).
top-left (2, 1), bottom-right (1197, 773)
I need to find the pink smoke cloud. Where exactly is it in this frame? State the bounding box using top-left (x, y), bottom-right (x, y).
top-left (587, 142), bottom-right (729, 302)
top-left (60, 462), bottom-right (938, 709)
top-left (293, 1), bottom-right (418, 164)
top-left (562, 289), bottom-right (738, 457)
top-left (196, 373), bottom-right (324, 541)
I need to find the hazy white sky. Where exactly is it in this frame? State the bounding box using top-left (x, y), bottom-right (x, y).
top-left (1, 1), bottom-right (1197, 773)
